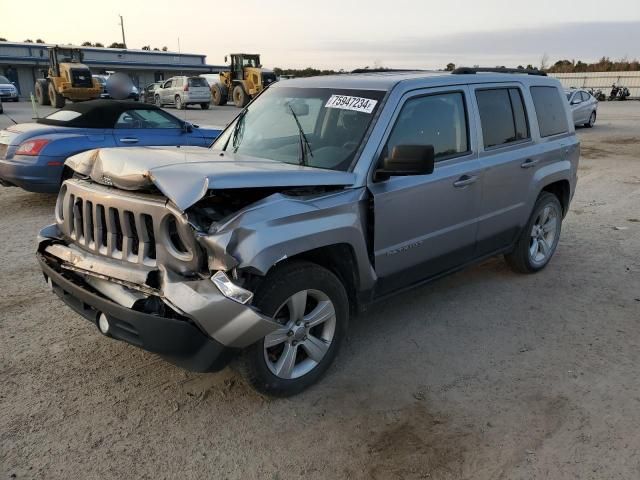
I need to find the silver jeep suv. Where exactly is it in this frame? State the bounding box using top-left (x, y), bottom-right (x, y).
top-left (155, 76), bottom-right (212, 110)
top-left (38, 68), bottom-right (579, 396)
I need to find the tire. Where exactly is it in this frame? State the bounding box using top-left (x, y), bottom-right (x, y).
top-left (48, 82), bottom-right (65, 108)
top-left (200, 102), bottom-right (210, 110)
top-left (12, 98), bottom-right (18, 102)
top-left (35, 80), bottom-right (50, 106)
top-left (211, 84), bottom-right (227, 106)
top-left (175, 95), bottom-right (184, 110)
top-left (584, 111), bottom-right (596, 128)
top-left (505, 192), bottom-right (563, 274)
top-left (154, 95), bottom-right (162, 107)
top-left (239, 261), bottom-right (349, 397)
top-left (232, 85), bottom-right (249, 108)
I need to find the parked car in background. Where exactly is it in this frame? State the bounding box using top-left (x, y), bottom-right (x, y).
top-left (155, 76), bottom-right (211, 109)
top-left (93, 75), bottom-right (140, 101)
top-left (565, 88), bottom-right (597, 127)
top-left (0, 75), bottom-right (19, 102)
top-left (37, 69), bottom-right (579, 396)
top-left (143, 82), bottom-right (163, 104)
top-left (0, 100), bottom-right (221, 193)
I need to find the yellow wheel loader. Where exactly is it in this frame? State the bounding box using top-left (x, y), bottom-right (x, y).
top-left (210, 53), bottom-right (277, 108)
top-left (34, 46), bottom-right (102, 108)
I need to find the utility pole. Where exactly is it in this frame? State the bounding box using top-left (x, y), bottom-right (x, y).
top-left (119, 15), bottom-right (127, 49)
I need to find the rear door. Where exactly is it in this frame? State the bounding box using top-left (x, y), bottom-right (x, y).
top-left (187, 77), bottom-right (211, 102)
top-left (368, 86), bottom-right (483, 294)
top-left (471, 84), bottom-right (538, 255)
top-left (160, 79), bottom-right (173, 103)
top-left (112, 108), bottom-right (202, 146)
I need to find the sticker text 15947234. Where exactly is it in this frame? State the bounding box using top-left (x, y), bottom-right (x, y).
top-left (325, 95), bottom-right (378, 114)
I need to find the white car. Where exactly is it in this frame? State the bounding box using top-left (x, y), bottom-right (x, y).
top-left (565, 89), bottom-right (597, 128)
top-left (0, 75), bottom-right (19, 103)
top-left (155, 76), bottom-right (212, 110)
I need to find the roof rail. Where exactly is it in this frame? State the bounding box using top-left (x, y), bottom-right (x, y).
top-left (350, 68), bottom-right (423, 74)
top-left (451, 67), bottom-right (547, 77)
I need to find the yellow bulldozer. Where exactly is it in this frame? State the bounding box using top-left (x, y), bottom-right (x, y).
top-left (35, 46), bottom-right (102, 108)
top-left (210, 53), bottom-right (277, 108)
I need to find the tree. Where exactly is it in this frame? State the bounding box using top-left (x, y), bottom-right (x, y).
top-left (81, 41), bottom-right (93, 46)
top-left (445, 62), bottom-right (456, 71)
top-left (153, 48), bottom-right (160, 51)
top-left (94, 42), bottom-right (104, 47)
top-left (24, 39), bottom-right (33, 43)
top-left (0, 38), bottom-right (6, 42)
top-left (161, 46), bottom-right (168, 52)
top-left (142, 45), bottom-right (150, 51)
top-left (540, 53), bottom-right (549, 71)
top-left (108, 42), bottom-right (126, 49)
top-left (35, 39), bottom-right (45, 43)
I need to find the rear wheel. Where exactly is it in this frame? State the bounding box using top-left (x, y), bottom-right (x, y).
top-left (175, 95), bottom-right (184, 110)
top-left (154, 95), bottom-right (162, 107)
top-left (505, 192), bottom-right (562, 273)
top-left (232, 85), bottom-right (249, 108)
top-left (48, 82), bottom-right (65, 108)
top-left (584, 111), bottom-right (596, 128)
top-left (35, 80), bottom-right (50, 106)
top-left (239, 261), bottom-right (349, 397)
top-left (211, 84), bottom-right (227, 106)
top-left (200, 102), bottom-right (210, 110)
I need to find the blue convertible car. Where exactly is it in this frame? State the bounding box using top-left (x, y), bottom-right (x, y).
top-left (0, 100), bottom-right (221, 193)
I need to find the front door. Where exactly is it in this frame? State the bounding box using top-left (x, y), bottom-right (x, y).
top-left (112, 108), bottom-right (197, 147)
top-left (368, 87), bottom-right (483, 295)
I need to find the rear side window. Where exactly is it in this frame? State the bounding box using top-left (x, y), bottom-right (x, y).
top-left (530, 86), bottom-right (569, 137)
top-left (386, 92), bottom-right (469, 161)
top-left (476, 88), bottom-right (530, 148)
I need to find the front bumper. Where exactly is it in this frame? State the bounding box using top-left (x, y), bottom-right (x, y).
top-left (37, 224), bottom-right (280, 371)
top-left (39, 253), bottom-right (235, 372)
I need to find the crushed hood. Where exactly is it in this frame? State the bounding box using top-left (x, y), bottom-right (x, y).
top-left (65, 147), bottom-right (356, 211)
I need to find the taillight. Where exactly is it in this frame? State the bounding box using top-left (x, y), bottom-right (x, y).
top-left (16, 139), bottom-right (50, 156)
top-left (183, 85), bottom-right (189, 92)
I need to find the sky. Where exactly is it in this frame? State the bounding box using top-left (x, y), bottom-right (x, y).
top-left (2, 0), bottom-right (640, 70)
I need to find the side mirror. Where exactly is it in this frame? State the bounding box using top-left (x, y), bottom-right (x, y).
top-left (182, 122), bottom-right (193, 133)
top-left (375, 145), bottom-right (435, 181)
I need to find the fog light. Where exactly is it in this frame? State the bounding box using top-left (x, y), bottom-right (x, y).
top-left (211, 271), bottom-right (253, 304)
top-left (98, 313), bottom-right (110, 334)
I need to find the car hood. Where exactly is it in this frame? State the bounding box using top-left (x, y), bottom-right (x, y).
top-left (65, 147), bottom-right (356, 211)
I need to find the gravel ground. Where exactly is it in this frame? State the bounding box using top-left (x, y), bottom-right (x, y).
top-left (1, 101), bottom-right (639, 479)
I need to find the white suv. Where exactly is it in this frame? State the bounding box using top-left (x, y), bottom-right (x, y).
top-left (155, 76), bottom-right (212, 110)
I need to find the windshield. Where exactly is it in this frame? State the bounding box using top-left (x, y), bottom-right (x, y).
top-left (188, 77), bottom-right (208, 87)
top-left (211, 87), bottom-right (385, 171)
top-left (0, 76), bottom-right (10, 84)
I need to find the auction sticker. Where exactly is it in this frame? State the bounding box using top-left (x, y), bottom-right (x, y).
top-left (325, 95), bottom-right (378, 114)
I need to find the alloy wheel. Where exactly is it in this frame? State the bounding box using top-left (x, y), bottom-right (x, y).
top-left (263, 289), bottom-right (336, 379)
top-left (529, 204), bottom-right (560, 265)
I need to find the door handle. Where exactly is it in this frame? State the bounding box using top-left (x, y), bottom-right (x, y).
top-left (453, 175), bottom-right (478, 188)
top-left (520, 158), bottom-right (539, 168)
top-left (119, 137), bottom-right (139, 144)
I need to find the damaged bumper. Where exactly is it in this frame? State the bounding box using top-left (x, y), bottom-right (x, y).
top-left (37, 224), bottom-right (280, 371)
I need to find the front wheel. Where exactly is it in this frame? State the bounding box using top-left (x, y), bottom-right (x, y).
top-left (232, 85), bottom-right (249, 108)
top-left (48, 82), bottom-right (65, 108)
top-left (154, 95), bottom-right (162, 107)
top-left (239, 261), bottom-right (349, 397)
top-left (505, 192), bottom-right (562, 273)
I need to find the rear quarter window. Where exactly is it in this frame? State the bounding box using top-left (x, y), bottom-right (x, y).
top-left (530, 86), bottom-right (569, 137)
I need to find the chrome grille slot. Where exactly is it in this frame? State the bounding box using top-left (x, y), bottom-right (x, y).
top-left (56, 179), bottom-right (201, 272)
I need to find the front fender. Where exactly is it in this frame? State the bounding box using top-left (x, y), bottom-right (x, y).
top-left (198, 187), bottom-right (377, 291)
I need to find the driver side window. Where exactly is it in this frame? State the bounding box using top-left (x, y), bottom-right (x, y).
top-left (385, 92), bottom-right (469, 161)
top-left (115, 109), bottom-right (182, 129)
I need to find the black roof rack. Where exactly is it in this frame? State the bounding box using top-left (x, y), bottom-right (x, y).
top-left (350, 68), bottom-right (424, 74)
top-left (451, 67), bottom-right (547, 77)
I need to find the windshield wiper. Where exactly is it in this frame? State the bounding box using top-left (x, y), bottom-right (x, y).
top-left (223, 108), bottom-right (248, 152)
top-left (288, 104), bottom-right (313, 166)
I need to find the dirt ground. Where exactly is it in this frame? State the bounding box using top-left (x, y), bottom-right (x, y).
top-left (1, 101), bottom-right (639, 479)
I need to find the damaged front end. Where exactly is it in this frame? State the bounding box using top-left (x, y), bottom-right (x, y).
top-left (37, 178), bottom-right (282, 371)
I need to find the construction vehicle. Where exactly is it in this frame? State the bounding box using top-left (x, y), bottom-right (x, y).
top-left (34, 46), bottom-right (102, 108)
top-left (210, 53), bottom-right (277, 108)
